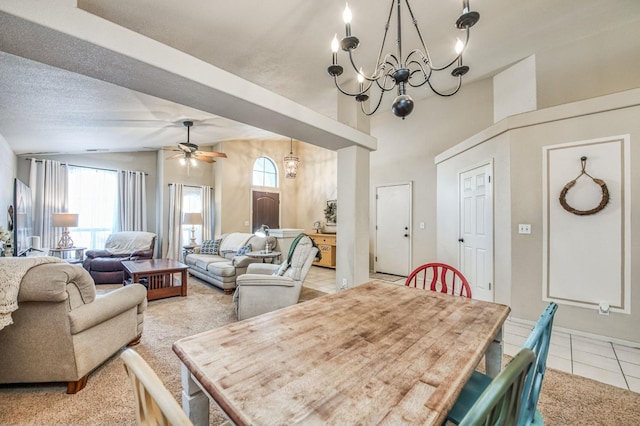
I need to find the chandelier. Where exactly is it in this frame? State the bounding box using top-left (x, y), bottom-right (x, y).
top-left (283, 138), bottom-right (300, 179)
top-left (327, 0), bottom-right (480, 119)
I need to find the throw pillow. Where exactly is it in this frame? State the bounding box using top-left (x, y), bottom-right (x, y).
top-left (236, 244), bottom-right (252, 256)
top-left (200, 238), bottom-right (222, 255)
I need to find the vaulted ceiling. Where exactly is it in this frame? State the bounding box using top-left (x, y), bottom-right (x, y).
top-left (1, 0), bottom-right (639, 154)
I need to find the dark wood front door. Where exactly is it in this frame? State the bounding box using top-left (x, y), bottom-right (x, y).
top-left (252, 191), bottom-right (280, 233)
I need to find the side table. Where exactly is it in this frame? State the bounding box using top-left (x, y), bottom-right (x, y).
top-left (48, 247), bottom-right (86, 264)
top-left (246, 251), bottom-right (281, 263)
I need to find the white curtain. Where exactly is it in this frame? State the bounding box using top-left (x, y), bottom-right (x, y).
top-left (29, 159), bottom-right (68, 249)
top-left (117, 170), bottom-right (147, 231)
top-left (166, 183), bottom-right (183, 260)
top-left (201, 185), bottom-right (214, 240)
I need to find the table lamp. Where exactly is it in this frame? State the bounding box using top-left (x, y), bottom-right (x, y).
top-left (255, 224), bottom-right (270, 253)
top-left (183, 212), bottom-right (203, 247)
top-left (52, 213), bottom-right (79, 248)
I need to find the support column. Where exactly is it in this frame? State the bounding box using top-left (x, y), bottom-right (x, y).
top-left (336, 145), bottom-right (370, 290)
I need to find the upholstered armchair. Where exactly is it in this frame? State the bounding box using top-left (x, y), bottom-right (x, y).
top-left (0, 261), bottom-right (147, 393)
top-left (234, 234), bottom-right (319, 321)
top-left (83, 231), bottom-right (156, 284)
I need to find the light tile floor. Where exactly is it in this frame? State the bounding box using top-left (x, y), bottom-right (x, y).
top-left (304, 266), bottom-right (640, 394)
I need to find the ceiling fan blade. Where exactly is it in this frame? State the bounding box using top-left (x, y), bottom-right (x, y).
top-left (195, 150), bottom-right (227, 158)
top-left (178, 142), bottom-right (198, 153)
top-left (193, 154), bottom-right (215, 163)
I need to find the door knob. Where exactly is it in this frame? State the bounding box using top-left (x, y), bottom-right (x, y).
top-left (458, 238), bottom-right (464, 243)
top-left (404, 234), bottom-right (409, 237)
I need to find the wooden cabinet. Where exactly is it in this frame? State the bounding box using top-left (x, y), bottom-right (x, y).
top-left (310, 233), bottom-right (336, 269)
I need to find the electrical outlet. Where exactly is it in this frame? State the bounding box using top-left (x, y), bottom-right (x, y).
top-left (340, 278), bottom-right (348, 290)
top-left (419, 222), bottom-right (425, 229)
top-left (518, 224), bottom-right (531, 234)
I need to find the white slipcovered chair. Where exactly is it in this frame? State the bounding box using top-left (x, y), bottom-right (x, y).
top-left (233, 234), bottom-right (319, 321)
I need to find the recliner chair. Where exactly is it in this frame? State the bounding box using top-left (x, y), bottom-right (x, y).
top-left (83, 231), bottom-right (156, 284)
top-left (234, 234), bottom-right (319, 321)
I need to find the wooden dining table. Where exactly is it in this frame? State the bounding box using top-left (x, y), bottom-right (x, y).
top-left (172, 280), bottom-right (510, 426)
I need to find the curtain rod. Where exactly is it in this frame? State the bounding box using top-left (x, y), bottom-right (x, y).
top-left (25, 158), bottom-right (148, 175)
top-left (168, 183), bottom-right (211, 189)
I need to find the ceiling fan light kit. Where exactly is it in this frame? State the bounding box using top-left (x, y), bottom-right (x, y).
top-left (327, 0), bottom-right (480, 119)
top-left (169, 120), bottom-right (227, 174)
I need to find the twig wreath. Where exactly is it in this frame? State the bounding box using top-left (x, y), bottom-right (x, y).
top-left (559, 156), bottom-right (609, 216)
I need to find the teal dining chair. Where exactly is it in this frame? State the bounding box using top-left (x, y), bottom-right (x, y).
top-left (459, 348), bottom-right (536, 426)
top-left (448, 302), bottom-right (558, 425)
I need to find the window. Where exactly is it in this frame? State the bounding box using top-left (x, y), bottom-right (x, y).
top-left (182, 186), bottom-right (202, 246)
top-left (67, 166), bottom-right (118, 249)
top-left (252, 157), bottom-right (278, 188)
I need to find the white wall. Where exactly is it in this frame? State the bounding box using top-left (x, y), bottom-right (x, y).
top-left (0, 136), bottom-right (17, 230)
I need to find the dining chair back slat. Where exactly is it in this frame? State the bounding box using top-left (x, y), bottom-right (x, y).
top-left (405, 262), bottom-right (472, 298)
top-left (518, 302), bottom-right (558, 425)
top-left (447, 302), bottom-right (558, 425)
top-left (459, 348), bottom-right (536, 426)
top-left (121, 348), bottom-right (193, 426)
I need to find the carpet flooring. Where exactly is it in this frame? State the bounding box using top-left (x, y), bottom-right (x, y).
top-left (0, 277), bottom-right (638, 425)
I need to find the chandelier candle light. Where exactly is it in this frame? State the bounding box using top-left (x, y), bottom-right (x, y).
top-left (327, 0), bottom-right (480, 119)
top-left (52, 213), bottom-right (79, 249)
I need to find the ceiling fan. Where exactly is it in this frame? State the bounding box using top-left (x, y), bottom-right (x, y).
top-left (167, 120), bottom-right (227, 167)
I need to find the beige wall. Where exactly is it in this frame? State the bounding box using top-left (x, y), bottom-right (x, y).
top-left (436, 90), bottom-right (640, 343)
top-left (536, 20), bottom-right (640, 110)
top-left (369, 78), bottom-right (494, 269)
top-left (369, 21), bottom-right (640, 342)
top-left (159, 148), bottom-right (215, 257)
top-left (214, 138), bottom-right (337, 236)
top-left (15, 151), bottom-right (159, 234)
top-left (508, 100), bottom-right (640, 342)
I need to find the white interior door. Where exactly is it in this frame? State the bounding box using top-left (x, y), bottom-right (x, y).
top-left (459, 163), bottom-right (494, 301)
top-left (375, 183), bottom-right (411, 276)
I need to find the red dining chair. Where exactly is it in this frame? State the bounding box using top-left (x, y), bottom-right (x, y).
top-left (405, 262), bottom-right (472, 298)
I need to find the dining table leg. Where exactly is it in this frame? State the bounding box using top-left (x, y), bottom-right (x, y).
top-left (180, 363), bottom-right (209, 426)
top-left (485, 326), bottom-right (504, 378)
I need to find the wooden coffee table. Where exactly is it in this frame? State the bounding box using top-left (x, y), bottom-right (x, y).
top-left (122, 259), bottom-right (188, 301)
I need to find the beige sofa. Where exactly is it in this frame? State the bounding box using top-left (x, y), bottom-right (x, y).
top-left (184, 232), bottom-right (277, 294)
top-left (0, 262), bottom-right (147, 393)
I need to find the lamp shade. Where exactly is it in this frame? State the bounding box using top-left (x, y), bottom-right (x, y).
top-left (52, 213), bottom-right (79, 228)
top-left (183, 212), bottom-right (203, 225)
top-left (255, 224), bottom-right (270, 237)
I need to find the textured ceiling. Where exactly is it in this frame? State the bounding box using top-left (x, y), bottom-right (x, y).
top-left (1, 0), bottom-right (640, 155)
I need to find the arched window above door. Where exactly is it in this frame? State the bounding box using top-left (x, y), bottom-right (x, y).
top-left (253, 157), bottom-right (278, 188)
